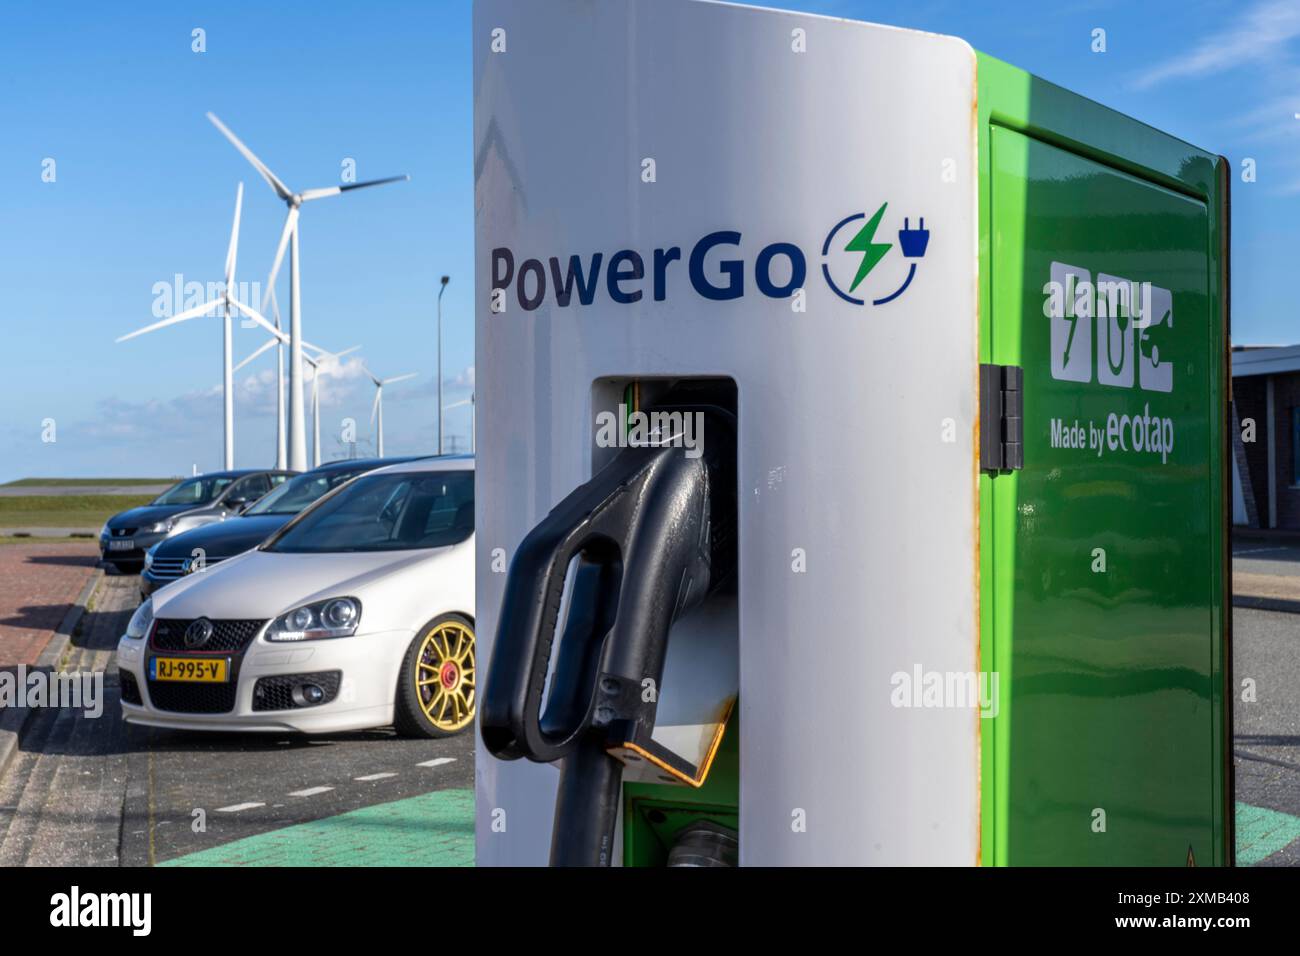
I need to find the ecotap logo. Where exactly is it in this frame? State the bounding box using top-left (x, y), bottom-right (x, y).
top-left (1043, 261), bottom-right (1174, 394)
top-left (488, 204), bottom-right (930, 312)
top-left (1044, 261), bottom-right (1178, 465)
top-left (49, 886), bottom-right (151, 936)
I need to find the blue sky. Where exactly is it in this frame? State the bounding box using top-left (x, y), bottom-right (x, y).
top-left (0, 0), bottom-right (1295, 481)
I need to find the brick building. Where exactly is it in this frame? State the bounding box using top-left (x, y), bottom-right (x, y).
top-left (1231, 345), bottom-right (1300, 529)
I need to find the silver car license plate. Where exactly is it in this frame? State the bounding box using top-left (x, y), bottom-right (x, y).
top-left (108, 539), bottom-right (134, 551)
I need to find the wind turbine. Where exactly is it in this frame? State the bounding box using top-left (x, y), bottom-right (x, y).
top-left (269, 287), bottom-right (286, 469)
top-left (364, 367), bottom-right (417, 458)
top-left (205, 112), bottom-right (409, 471)
top-left (444, 394), bottom-right (475, 454)
top-left (117, 182), bottom-right (281, 469)
top-left (235, 324), bottom-right (358, 467)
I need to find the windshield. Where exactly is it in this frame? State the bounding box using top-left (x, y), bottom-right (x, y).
top-left (246, 469), bottom-right (366, 516)
top-left (265, 471), bottom-right (474, 554)
top-left (151, 476), bottom-right (235, 506)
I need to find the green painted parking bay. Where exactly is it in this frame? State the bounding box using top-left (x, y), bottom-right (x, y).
top-left (160, 789), bottom-right (474, 867)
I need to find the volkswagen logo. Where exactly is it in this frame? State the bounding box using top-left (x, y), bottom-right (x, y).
top-left (184, 618), bottom-right (215, 649)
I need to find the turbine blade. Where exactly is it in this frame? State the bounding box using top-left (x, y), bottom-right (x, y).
top-left (298, 186), bottom-right (341, 202)
top-left (228, 298), bottom-right (284, 341)
top-left (360, 365), bottom-right (382, 387)
top-left (116, 300), bottom-right (219, 342)
top-left (382, 373), bottom-right (417, 386)
top-left (233, 335), bottom-right (278, 372)
top-left (371, 387), bottom-right (382, 424)
top-left (262, 207), bottom-right (299, 312)
top-left (206, 113), bottom-right (294, 201)
top-left (225, 182), bottom-right (244, 287)
top-left (300, 175), bottom-right (409, 202)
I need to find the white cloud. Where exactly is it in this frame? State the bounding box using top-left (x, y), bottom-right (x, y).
top-left (1134, 0), bottom-right (1300, 89)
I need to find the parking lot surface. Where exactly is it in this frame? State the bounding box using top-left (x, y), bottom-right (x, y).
top-left (2, 548), bottom-right (1299, 865)
top-left (0, 574), bottom-right (473, 866)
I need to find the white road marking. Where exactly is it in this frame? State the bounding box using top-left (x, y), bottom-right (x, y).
top-left (288, 787), bottom-right (334, 797)
top-left (216, 802), bottom-right (265, 813)
top-left (1235, 547), bottom-right (1290, 555)
top-left (354, 772), bottom-right (398, 782)
top-left (417, 758), bottom-right (457, 768)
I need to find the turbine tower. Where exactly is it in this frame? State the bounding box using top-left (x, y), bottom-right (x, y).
top-left (364, 367), bottom-right (417, 458)
top-left (236, 322), bottom-right (357, 468)
top-left (117, 183), bottom-right (280, 469)
top-left (206, 112), bottom-right (409, 470)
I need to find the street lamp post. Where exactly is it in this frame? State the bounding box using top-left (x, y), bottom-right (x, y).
top-left (437, 275), bottom-right (449, 455)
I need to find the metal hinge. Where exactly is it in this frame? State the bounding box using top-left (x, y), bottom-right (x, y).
top-left (980, 363), bottom-right (1023, 473)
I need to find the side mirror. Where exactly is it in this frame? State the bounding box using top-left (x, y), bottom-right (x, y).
top-left (225, 498), bottom-right (248, 513)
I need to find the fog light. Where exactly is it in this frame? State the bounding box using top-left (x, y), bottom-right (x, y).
top-left (293, 683), bottom-right (326, 707)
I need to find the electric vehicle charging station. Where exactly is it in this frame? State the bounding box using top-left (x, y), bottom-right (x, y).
top-left (473, 0), bottom-right (1231, 866)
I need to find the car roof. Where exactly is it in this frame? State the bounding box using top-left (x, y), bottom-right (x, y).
top-left (196, 469), bottom-right (280, 479)
top-left (365, 454), bottom-right (474, 477)
top-left (306, 455), bottom-right (430, 474)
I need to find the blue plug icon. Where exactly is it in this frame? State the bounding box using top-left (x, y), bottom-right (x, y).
top-left (899, 217), bottom-right (930, 258)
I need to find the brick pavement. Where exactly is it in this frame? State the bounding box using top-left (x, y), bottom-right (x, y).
top-left (0, 541), bottom-right (99, 667)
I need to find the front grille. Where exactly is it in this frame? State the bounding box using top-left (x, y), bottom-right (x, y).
top-left (252, 671), bottom-right (343, 712)
top-left (151, 618), bottom-right (265, 653)
top-left (145, 680), bottom-right (237, 714)
top-left (119, 671), bottom-right (142, 705)
top-left (148, 558), bottom-right (188, 580)
top-left (149, 557), bottom-right (226, 581)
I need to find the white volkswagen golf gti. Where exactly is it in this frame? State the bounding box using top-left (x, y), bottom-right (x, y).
top-left (115, 456), bottom-right (475, 738)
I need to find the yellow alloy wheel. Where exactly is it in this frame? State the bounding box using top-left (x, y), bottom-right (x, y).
top-left (415, 619), bottom-right (476, 732)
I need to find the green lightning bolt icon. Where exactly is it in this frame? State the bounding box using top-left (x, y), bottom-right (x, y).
top-left (845, 202), bottom-right (892, 294)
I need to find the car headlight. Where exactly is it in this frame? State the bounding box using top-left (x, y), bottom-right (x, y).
top-left (143, 544), bottom-right (158, 571)
top-left (266, 598), bottom-right (362, 642)
top-left (98, 522), bottom-right (110, 539)
top-left (125, 598), bottom-right (154, 640)
top-left (143, 519), bottom-right (173, 534)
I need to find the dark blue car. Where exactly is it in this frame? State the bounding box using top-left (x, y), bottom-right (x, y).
top-left (100, 469), bottom-right (294, 573)
top-left (138, 457), bottom-right (424, 598)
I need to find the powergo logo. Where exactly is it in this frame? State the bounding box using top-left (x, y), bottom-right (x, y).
top-left (488, 203), bottom-right (929, 312)
top-left (1044, 261), bottom-right (1174, 393)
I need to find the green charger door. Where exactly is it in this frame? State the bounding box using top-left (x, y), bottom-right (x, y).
top-left (986, 121), bottom-right (1228, 865)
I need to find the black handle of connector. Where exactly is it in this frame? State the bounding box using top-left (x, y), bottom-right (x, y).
top-left (481, 397), bottom-right (735, 865)
top-left (481, 402), bottom-right (735, 764)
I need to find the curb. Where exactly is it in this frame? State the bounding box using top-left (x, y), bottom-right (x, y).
top-left (0, 568), bottom-right (104, 780)
top-left (1233, 594), bottom-right (1300, 615)
top-left (0, 528), bottom-right (99, 538)
top-left (1233, 529), bottom-right (1300, 545)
